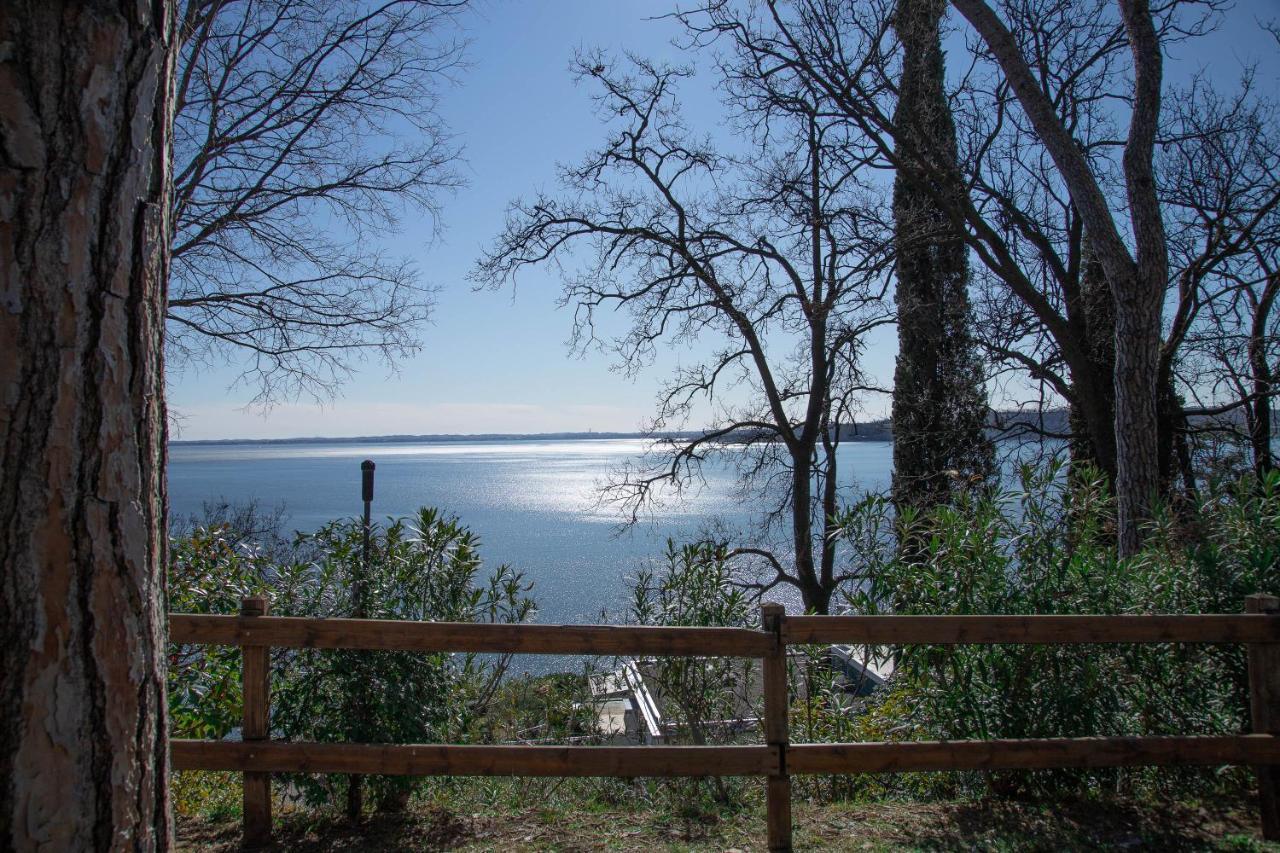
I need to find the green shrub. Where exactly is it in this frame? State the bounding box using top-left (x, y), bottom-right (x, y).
top-left (168, 525), bottom-right (276, 739)
top-left (837, 463), bottom-right (1280, 798)
top-left (171, 770), bottom-right (241, 820)
top-left (480, 672), bottom-right (595, 743)
top-left (630, 540), bottom-right (758, 746)
top-left (168, 507), bottom-right (535, 812)
top-left (629, 541), bottom-right (759, 808)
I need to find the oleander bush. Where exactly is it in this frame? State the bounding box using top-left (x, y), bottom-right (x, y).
top-left (168, 523), bottom-right (277, 741)
top-left (628, 540), bottom-right (760, 808)
top-left (168, 506), bottom-right (535, 814)
top-left (168, 467), bottom-right (1280, 817)
top-left (629, 540), bottom-right (759, 746)
top-left (836, 463), bottom-right (1280, 798)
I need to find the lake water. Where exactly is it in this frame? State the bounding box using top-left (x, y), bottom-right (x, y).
top-left (168, 438), bottom-right (896, 624)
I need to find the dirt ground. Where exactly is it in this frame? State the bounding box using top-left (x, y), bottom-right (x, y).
top-left (177, 797), bottom-right (1277, 851)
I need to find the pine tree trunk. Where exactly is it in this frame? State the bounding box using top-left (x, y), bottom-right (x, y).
top-left (0, 2), bottom-right (175, 849)
top-left (1068, 370), bottom-right (1117, 485)
top-left (890, 0), bottom-right (994, 519)
top-left (1252, 386), bottom-right (1276, 481)
top-left (1112, 0), bottom-right (1167, 554)
top-left (1154, 371), bottom-right (1187, 495)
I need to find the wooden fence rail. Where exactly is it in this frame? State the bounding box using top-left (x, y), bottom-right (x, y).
top-left (169, 613), bottom-right (771, 657)
top-left (172, 741), bottom-right (779, 777)
top-left (169, 594), bottom-right (1280, 851)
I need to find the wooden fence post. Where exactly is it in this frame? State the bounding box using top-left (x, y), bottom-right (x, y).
top-left (241, 595), bottom-right (271, 847)
top-left (1248, 594), bottom-right (1280, 841)
top-left (761, 602), bottom-right (792, 852)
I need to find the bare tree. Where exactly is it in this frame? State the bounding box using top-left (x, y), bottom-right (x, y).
top-left (682, 0), bottom-right (1133, 488)
top-left (1, 1), bottom-right (175, 847)
top-left (950, 0), bottom-right (1174, 554)
top-left (1164, 76), bottom-right (1280, 481)
top-left (474, 55), bottom-right (894, 613)
top-left (169, 0), bottom-right (465, 403)
top-left (888, 1), bottom-right (1275, 498)
top-left (688, 0), bottom-right (1267, 552)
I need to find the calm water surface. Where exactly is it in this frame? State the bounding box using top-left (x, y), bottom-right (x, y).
top-left (169, 438), bottom-right (895, 624)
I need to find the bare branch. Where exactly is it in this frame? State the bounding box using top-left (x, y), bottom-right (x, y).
top-left (168, 0), bottom-right (466, 403)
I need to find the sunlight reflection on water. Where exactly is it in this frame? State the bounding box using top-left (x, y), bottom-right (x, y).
top-left (169, 437), bottom-right (896, 670)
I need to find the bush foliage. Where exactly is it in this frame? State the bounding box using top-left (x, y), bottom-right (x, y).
top-left (168, 507), bottom-right (534, 811)
top-left (836, 463), bottom-right (1280, 797)
top-left (169, 467), bottom-right (1280, 813)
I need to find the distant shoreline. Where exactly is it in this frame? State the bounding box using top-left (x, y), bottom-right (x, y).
top-left (169, 411), bottom-right (1092, 447)
top-left (170, 431), bottom-right (673, 447)
top-left (168, 424), bottom-right (903, 447)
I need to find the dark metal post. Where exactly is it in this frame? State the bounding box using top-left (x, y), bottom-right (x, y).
top-left (360, 459), bottom-right (374, 604)
top-left (347, 459), bottom-right (375, 822)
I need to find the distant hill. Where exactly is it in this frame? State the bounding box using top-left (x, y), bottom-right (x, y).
top-left (836, 409), bottom-right (1072, 442)
top-left (835, 419), bottom-right (893, 441)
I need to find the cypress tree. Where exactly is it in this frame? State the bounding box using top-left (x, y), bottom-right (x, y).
top-left (890, 0), bottom-right (994, 518)
top-left (1067, 249), bottom-right (1118, 484)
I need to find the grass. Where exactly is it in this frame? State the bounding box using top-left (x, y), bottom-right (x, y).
top-left (176, 783), bottom-right (1279, 851)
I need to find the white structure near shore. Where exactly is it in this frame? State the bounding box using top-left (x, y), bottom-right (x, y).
top-left (586, 648), bottom-right (894, 744)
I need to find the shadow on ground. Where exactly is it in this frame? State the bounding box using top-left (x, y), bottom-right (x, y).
top-left (177, 797), bottom-right (1273, 851)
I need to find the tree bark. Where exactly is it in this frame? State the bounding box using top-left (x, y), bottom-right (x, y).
top-left (1154, 371), bottom-right (1183, 494)
top-left (891, 0), bottom-right (994, 521)
top-left (1252, 386), bottom-right (1276, 481)
top-left (1113, 0), bottom-right (1168, 548)
top-left (0, 2), bottom-right (175, 849)
top-left (791, 451), bottom-right (833, 614)
top-left (951, 0), bottom-right (1167, 556)
top-left (1068, 366), bottom-right (1118, 483)
top-left (1250, 272), bottom-right (1279, 480)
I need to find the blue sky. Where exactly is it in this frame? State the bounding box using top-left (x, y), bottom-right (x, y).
top-left (168, 0), bottom-right (1280, 441)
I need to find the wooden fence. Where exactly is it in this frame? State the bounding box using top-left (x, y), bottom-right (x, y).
top-left (169, 595), bottom-right (1280, 851)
